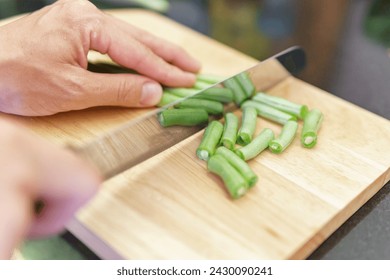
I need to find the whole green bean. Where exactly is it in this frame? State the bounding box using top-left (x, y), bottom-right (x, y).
top-left (215, 146), bottom-right (258, 188)
top-left (237, 106), bottom-right (258, 145)
top-left (301, 108), bottom-right (323, 148)
top-left (269, 120), bottom-right (298, 154)
top-left (220, 113), bottom-right (239, 150)
top-left (235, 72), bottom-right (255, 98)
top-left (208, 154), bottom-right (248, 199)
top-left (235, 128), bottom-right (274, 161)
top-left (191, 87), bottom-right (234, 103)
top-left (158, 108), bottom-right (209, 127)
top-left (252, 93), bottom-right (308, 119)
top-left (196, 121), bottom-right (224, 161)
top-left (175, 99), bottom-right (224, 115)
top-left (241, 100), bottom-right (297, 125)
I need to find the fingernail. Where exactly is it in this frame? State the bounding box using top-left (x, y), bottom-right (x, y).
top-left (140, 82), bottom-right (162, 106)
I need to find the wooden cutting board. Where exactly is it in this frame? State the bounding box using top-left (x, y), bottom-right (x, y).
top-left (2, 10), bottom-right (390, 259)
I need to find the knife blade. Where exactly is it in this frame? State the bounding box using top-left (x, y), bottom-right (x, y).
top-left (71, 46), bottom-right (306, 180)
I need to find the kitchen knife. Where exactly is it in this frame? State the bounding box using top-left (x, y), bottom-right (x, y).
top-left (71, 46), bottom-right (306, 180)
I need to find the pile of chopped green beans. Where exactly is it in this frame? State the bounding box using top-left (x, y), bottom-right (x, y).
top-left (157, 73), bottom-right (323, 199)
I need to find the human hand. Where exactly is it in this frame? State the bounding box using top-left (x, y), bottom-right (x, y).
top-left (0, 0), bottom-right (201, 116)
top-left (0, 119), bottom-right (101, 259)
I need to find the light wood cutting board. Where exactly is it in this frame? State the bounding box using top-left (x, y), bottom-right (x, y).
top-left (1, 10), bottom-right (390, 259)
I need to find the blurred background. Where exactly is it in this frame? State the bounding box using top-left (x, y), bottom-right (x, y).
top-left (0, 0), bottom-right (389, 117)
top-left (1, 0), bottom-right (390, 259)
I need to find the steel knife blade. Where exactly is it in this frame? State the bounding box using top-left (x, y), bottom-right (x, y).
top-left (70, 46), bottom-right (306, 180)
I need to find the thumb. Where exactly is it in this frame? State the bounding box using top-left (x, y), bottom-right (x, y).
top-left (81, 71), bottom-right (163, 108)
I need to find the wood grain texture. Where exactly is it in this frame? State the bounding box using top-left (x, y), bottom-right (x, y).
top-left (1, 10), bottom-right (390, 259)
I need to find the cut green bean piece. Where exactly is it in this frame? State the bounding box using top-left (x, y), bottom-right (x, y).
top-left (235, 72), bottom-right (255, 98)
top-left (220, 113), bottom-right (239, 150)
top-left (175, 99), bottom-right (224, 115)
top-left (196, 121), bottom-right (224, 161)
top-left (196, 73), bottom-right (225, 85)
top-left (164, 88), bottom-right (199, 98)
top-left (301, 108), bottom-right (324, 148)
top-left (253, 92), bottom-right (308, 119)
top-left (215, 146), bottom-right (258, 188)
top-left (237, 106), bottom-right (258, 145)
top-left (191, 87), bottom-right (234, 103)
top-left (223, 78), bottom-right (247, 105)
top-left (241, 100), bottom-right (297, 125)
top-left (269, 120), bottom-right (298, 154)
top-left (158, 108), bottom-right (209, 127)
top-left (236, 128), bottom-right (274, 161)
top-left (208, 154), bottom-right (248, 199)
top-left (157, 92), bottom-right (183, 107)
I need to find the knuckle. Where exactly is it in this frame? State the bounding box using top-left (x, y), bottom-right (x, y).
top-left (83, 14), bottom-right (105, 33)
top-left (132, 46), bottom-right (153, 69)
top-left (115, 79), bottom-right (136, 105)
top-left (159, 71), bottom-right (172, 85)
top-left (62, 0), bottom-right (99, 15)
top-left (57, 0), bottom-right (104, 30)
top-left (82, 73), bottom-right (140, 107)
top-left (157, 66), bottom-right (176, 85)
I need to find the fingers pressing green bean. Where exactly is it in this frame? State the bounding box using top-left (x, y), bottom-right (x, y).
top-left (236, 128), bottom-right (274, 161)
top-left (215, 146), bottom-right (258, 188)
top-left (208, 154), bottom-right (248, 199)
top-left (301, 108), bottom-right (323, 148)
top-left (220, 113), bottom-right (239, 150)
top-left (237, 106), bottom-right (258, 145)
top-left (158, 108), bottom-right (209, 127)
top-left (175, 99), bottom-right (224, 115)
top-left (252, 93), bottom-right (308, 119)
top-left (196, 120), bottom-right (224, 161)
top-left (241, 100), bottom-right (297, 125)
top-left (269, 120), bottom-right (298, 154)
